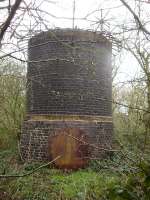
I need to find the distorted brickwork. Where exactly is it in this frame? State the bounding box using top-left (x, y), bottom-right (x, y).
top-left (20, 29), bottom-right (113, 161)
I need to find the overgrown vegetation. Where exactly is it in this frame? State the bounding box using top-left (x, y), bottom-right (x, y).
top-left (0, 0), bottom-right (150, 199)
top-left (0, 60), bottom-right (26, 149)
top-left (0, 58), bottom-right (150, 199)
top-left (0, 148), bottom-right (118, 200)
top-left (0, 145), bottom-right (150, 200)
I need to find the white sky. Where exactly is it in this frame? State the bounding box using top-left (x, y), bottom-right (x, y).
top-left (1, 0), bottom-right (149, 82)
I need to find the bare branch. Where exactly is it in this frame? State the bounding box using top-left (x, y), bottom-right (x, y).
top-left (0, 0), bottom-right (22, 47)
top-left (119, 0), bottom-right (150, 37)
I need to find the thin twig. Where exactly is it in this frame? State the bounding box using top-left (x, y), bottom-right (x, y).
top-left (0, 155), bottom-right (61, 178)
top-left (119, 0), bottom-right (150, 37)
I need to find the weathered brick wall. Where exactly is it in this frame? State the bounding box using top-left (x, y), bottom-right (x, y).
top-left (27, 29), bottom-right (112, 116)
top-left (21, 120), bottom-right (113, 161)
top-left (20, 29), bottom-right (113, 161)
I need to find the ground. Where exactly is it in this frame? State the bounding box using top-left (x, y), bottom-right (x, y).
top-left (0, 142), bottom-right (121, 200)
top-left (0, 141), bottom-right (150, 200)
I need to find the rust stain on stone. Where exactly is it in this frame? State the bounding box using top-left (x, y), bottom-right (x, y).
top-left (48, 128), bottom-right (90, 170)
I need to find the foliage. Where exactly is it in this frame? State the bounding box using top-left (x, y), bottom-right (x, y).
top-left (0, 60), bottom-right (26, 149)
top-left (0, 59), bottom-right (149, 200)
top-left (113, 83), bottom-right (150, 155)
top-left (0, 148), bottom-right (120, 200)
top-left (0, 0), bottom-right (150, 199)
top-left (105, 161), bottom-right (150, 200)
top-left (1, 147), bottom-right (150, 200)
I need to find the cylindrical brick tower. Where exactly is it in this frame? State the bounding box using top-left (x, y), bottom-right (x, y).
top-left (20, 29), bottom-right (113, 161)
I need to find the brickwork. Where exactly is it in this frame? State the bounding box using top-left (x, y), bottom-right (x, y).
top-left (21, 120), bottom-right (113, 161)
top-left (20, 29), bottom-right (113, 161)
top-left (27, 29), bottom-right (112, 116)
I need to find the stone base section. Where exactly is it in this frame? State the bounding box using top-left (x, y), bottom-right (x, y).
top-left (20, 120), bottom-right (113, 161)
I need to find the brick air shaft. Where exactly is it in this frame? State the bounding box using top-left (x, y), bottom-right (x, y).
top-left (20, 29), bottom-right (113, 161)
